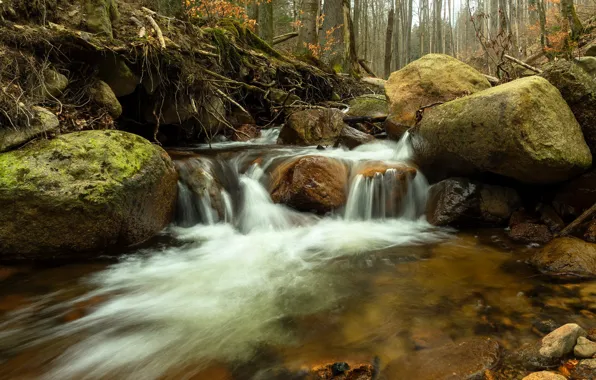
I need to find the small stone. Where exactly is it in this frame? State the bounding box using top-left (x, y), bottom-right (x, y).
top-left (574, 336), bottom-right (596, 358)
top-left (336, 125), bottom-right (374, 149)
top-left (533, 319), bottom-right (559, 335)
top-left (89, 80), bottom-right (122, 118)
top-left (539, 323), bottom-right (587, 359)
top-left (41, 69), bottom-right (68, 98)
top-left (522, 371), bottom-right (567, 380)
top-left (571, 358), bottom-right (596, 379)
top-left (508, 223), bottom-right (552, 244)
top-left (331, 362), bottom-right (350, 375)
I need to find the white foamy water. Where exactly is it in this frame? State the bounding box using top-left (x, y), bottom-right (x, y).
top-left (6, 133), bottom-right (450, 379)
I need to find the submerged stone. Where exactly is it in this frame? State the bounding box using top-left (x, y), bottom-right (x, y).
top-left (384, 338), bottom-right (501, 380)
top-left (531, 238), bottom-right (596, 279)
top-left (0, 130), bottom-right (177, 259)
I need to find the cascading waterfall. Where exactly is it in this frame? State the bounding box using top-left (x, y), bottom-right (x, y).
top-left (1, 131), bottom-right (449, 380)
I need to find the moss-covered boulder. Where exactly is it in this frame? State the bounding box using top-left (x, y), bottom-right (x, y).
top-left (0, 130), bottom-right (177, 259)
top-left (278, 108), bottom-right (345, 146)
top-left (385, 54), bottom-right (490, 138)
top-left (576, 57), bottom-right (596, 77)
top-left (85, 0), bottom-right (119, 38)
top-left (540, 60), bottom-right (596, 154)
top-left (90, 80), bottom-right (122, 118)
top-left (347, 95), bottom-right (388, 118)
top-left (411, 76), bottom-right (592, 184)
top-left (41, 69), bottom-right (68, 98)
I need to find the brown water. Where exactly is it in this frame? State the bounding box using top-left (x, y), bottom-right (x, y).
top-left (0, 230), bottom-right (594, 379)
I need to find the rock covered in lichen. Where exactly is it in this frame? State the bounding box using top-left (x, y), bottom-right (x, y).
top-left (0, 130), bottom-right (177, 259)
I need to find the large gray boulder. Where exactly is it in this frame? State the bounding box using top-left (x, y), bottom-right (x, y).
top-left (541, 60), bottom-right (596, 154)
top-left (385, 54), bottom-right (490, 138)
top-left (0, 130), bottom-right (178, 259)
top-left (411, 76), bottom-right (592, 184)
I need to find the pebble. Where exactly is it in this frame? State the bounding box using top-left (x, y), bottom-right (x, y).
top-left (539, 323), bottom-right (587, 359)
top-left (574, 336), bottom-right (596, 358)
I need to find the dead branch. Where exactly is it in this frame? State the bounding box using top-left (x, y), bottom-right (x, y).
top-left (358, 59), bottom-right (377, 78)
top-left (272, 32), bottom-right (298, 45)
top-left (483, 74), bottom-right (500, 86)
top-left (557, 202), bottom-right (596, 237)
top-left (145, 15), bottom-right (165, 49)
top-left (504, 54), bottom-right (543, 73)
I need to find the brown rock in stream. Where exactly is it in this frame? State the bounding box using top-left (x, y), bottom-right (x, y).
top-left (384, 338), bottom-right (501, 380)
top-left (270, 156), bottom-right (348, 214)
top-left (508, 223), bottom-right (553, 244)
top-left (278, 109), bottom-right (345, 146)
top-left (232, 124), bottom-right (260, 142)
top-left (531, 238), bottom-right (596, 279)
top-left (336, 125), bottom-right (374, 149)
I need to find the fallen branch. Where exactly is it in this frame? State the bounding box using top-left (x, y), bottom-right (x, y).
top-left (145, 15), bottom-right (166, 49)
top-left (358, 59), bottom-right (377, 78)
top-left (483, 74), bottom-right (500, 86)
top-left (343, 115), bottom-right (388, 124)
top-left (361, 77), bottom-right (386, 88)
top-left (504, 54), bottom-right (543, 73)
top-left (272, 32), bottom-right (298, 45)
top-left (557, 202), bottom-right (596, 237)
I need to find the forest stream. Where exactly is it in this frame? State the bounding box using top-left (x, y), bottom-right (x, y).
top-left (0, 132), bottom-right (595, 379)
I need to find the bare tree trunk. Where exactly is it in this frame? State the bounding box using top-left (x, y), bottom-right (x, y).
top-left (258, 1), bottom-right (274, 43)
top-left (560, 0), bottom-right (583, 41)
top-left (536, 0), bottom-right (548, 51)
top-left (296, 0), bottom-right (319, 55)
top-left (384, 6), bottom-right (395, 77)
top-left (248, 3), bottom-right (259, 35)
top-left (342, 0), bottom-right (359, 73)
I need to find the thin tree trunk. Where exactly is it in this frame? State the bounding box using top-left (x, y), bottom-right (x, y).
top-left (560, 0), bottom-right (583, 41)
top-left (384, 6), bottom-right (395, 77)
top-left (258, 1), bottom-right (274, 43)
top-left (296, 0), bottom-right (319, 55)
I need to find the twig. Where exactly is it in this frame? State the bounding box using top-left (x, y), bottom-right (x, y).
top-left (272, 32), bottom-right (298, 45)
top-left (504, 54), bottom-right (543, 73)
top-left (215, 88), bottom-right (249, 117)
top-left (557, 202), bottom-right (596, 237)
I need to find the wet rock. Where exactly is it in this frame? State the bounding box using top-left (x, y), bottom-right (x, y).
top-left (41, 69), bottom-right (68, 98)
top-left (508, 223), bottom-right (552, 244)
top-left (232, 124), bottom-right (260, 142)
top-left (426, 177), bottom-right (520, 227)
top-left (385, 54), bottom-right (490, 138)
top-left (384, 338), bottom-right (500, 380)
top-left (552, 168), bottom-right (596, 219)
top-left (510, 209), bottom-right (540, 227)
top-left (228, 107), bottom-right (255, 127)
top-left (270, 156), bottom-right (348, 214)
top-left (310, 362), bottom-right (374, 380)
top-left (570, 359), bottom-right (596, 379)
top-left (541, 60), bottom-right (596, 154)
top-left (539, 323), bottom-right (588, 359)
top-left (538, 205), bottom-right (565, 233)
top-left (98, 56), bottom-right (139, 97)
top-left (0, 107), bottom-right (59, 152)
top-left (89, 80), bottom-right (122, 118)
top-left (354, 162), bottom-right (417, 179)
top-left (0, 130), bottom-right (177, 258)
top-left (336, 126), bottom-right (374, 149)
top-left (346, 94), bottom-right (387, 118)
top-left (574, 336), bottom-right (596, 358)
top-left (531, 237), bottom-right (596, 279)
top-left (522, 372), bottom-right (567, 380)
top-left (278, 108), bottom-right (345, 146)
top-left (584, 220), bottom-right (596, 243)
top-left (533, 319), bottom-right (560, 336)
top-left (85, 0), bottom-right (119, 38)
top-left (411, 76), bottom-right (592, 184)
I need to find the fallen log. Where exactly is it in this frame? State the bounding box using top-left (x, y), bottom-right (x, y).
top-left (343, 115), bottom-right (387, 124)
top-left (272, 32), bottom-right (298, 45)
top-left (556, 202), bottom-right (596, 237)
top-left (504, 54), bottom-right (543, 74)
top-left (358, 59), bottom-right (377, 78)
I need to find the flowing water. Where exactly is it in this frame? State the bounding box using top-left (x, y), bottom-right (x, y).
top-left (0, 132), bottom-right (595, 379)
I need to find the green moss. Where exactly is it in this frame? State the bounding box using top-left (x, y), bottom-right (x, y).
top-left (0, 130), bottom-right (157, 204)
